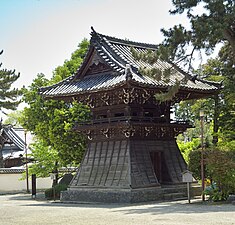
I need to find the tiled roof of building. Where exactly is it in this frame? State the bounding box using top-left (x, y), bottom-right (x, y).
top-left (2, 126), bottom-right (26, 151)
top-left (0, 168), bottom-right (25, 174)
top-left (40, 28), bottom-right (220, 98)
top-left (1, 125), bottom-right (28, 160)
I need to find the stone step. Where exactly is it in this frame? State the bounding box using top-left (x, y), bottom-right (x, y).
top-left (163, 192), bottom-right (187, 201)
top-left (191, 184), bottom-right (202, 197)
top-left (161, 183), bottom-right (202, 199)
top-left (161, 185), bottom-right (187, 194)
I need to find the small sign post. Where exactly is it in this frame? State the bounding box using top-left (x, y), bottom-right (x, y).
top-left (182, 170), bottom-right (193, 203)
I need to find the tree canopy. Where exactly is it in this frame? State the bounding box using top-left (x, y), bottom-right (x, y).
top-left (19, 39), bottom-right (90, 179)
top-left (162, 1), bottom-right (234, 145)
top-left (176, 43), bottom-right (235, 143)
top-left (133, 0), bottom-right (234, 76)
top-left (0, 50), bottom-right (21, 113)
top-left (160, 0), bottom-right (235, 69)
top-left (3, 110), bottom-right (22, 127)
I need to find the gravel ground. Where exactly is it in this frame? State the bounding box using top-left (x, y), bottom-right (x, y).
top-left (0, 193), bottom-right (234, 225)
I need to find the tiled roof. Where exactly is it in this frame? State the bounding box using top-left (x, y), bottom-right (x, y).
top-left (40, 28), bottom-right (220, 98)
top-left (2, 126), bottom-right (26, 151)
top-left (0, 168), bottom-right (25, 174)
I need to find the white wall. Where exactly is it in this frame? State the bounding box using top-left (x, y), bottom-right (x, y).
top-left (0, 173), bottom-right (52, 193)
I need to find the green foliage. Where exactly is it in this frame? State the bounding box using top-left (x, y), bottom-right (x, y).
top-left (0, 51), bottom-right (21, 111)
top-left (51, 39), bottom-right (88, 83)
top-left (160, 24), bottom-right (193, 63)
top-left (176, 43), bottom-right (234, 146)
top-left (188, 149), bottom-right (201, 180)
top-left (130, 46), bottom-right (175, 82)
top-left (204, 185), bottom-right (228, 202)
top-left (27, 141), bottom-right (60, 178)
top-left (175, 98), bottom-right (215, 124)
top-left (177, 118), bottom-right (213, 154)
top-left (165, 0), bottom-right (235, 65)
top-left (206, 148), bottom-right (235, 196)
top-left (218, 140), bottom-right (235, 153)
top-left (188, 147), bottom-right (235, 201)
top-left (20, 39), bottom-right (90, 179)
top-left (216, 45), bottom-right (235, 141)
top-left (188, 148), bottom-right (206, 181)
top-left (155, 80), bottom-right (180, 102)
top-left (176, 43), bottom-right (235, 201)
top-left (177, 138), bottom-right (200, 163)
top-left (131, 46), bottom-right (182, 101)
top-left (21, 76), bottom-right (90, 176)
top-left (45, 183), bottom-right (68, 199)
top-left (3, 110), bottom-right (23, 127)
top-left (132, 0), bottom-right (235, 102)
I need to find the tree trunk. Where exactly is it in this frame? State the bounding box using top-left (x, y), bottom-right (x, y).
top-left (212, 95), bottom-right (219, 145)
top-left (52, 161), bottom-right (59, 187)
top-left (223, 28), bottom-right (235, 63)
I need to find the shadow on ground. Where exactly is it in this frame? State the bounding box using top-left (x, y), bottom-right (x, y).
top-left (111, 201), bottom-right (235, 215)
top-left (7, 193), bottom-right (235, 215)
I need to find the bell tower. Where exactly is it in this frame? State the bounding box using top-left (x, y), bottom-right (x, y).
top-left (40, 28), bottom-right (219, 203)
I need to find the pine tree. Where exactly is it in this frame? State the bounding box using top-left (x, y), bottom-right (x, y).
top-left (0, 50), bottom-right (21, 113)
top-left (161, 0), bottom-right (235, 67)
top-left (132, 0), bottom-right (234, 100)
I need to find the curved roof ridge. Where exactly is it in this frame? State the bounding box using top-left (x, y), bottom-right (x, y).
top-left (90, 28), bottom-right (131, 73)
top-left (91, 28), bottom-right (158, 50)
top-left (90, 28), bottom-right (140, 74)
top-left (196, 78), bottom-right (222, 88)
top-left (72, 43), bottom-right (95, 79)
top-left (3, 125), bottom-right (26, 150)
top-left (94, 41), bottom-right (126, 71)
top-left (39, 75), bottom-right (75, 92)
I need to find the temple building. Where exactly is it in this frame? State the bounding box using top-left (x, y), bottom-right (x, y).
top-left (40, 28), bottom-right (219, 203)
top-left (0, 123), bottom-right (26, 168)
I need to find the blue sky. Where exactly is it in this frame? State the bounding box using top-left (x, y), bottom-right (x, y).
top-left (1, 0), bottom-right (188, 90)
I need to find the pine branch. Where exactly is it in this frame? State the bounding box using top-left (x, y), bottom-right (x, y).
top-left (155, 80), bottom-right (180, 102)
top-left (0, 52), bottom-right (21, 110)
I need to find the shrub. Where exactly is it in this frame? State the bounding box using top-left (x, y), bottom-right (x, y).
top-left (188, 148), bottom-right (211, 181)
top-left (189, 147), bottom-right (235, 201)
top-left (45, 184), bottom-right (68, 199)
top-left (177, 138), bottom-right (200, 163)
top-left (204, 184), bottom-right (228, 202)
top-left (206, 148), bottom-right (235, 198)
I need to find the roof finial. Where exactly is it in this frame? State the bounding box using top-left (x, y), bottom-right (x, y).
top-left (90, 26), bottom-right (102, 41)
top-left (91, 26), bottom-right (99, 37)
top-left (91, 26), bottom-right (96, 33)
top-left (125, 64), bottom-right (133, 81)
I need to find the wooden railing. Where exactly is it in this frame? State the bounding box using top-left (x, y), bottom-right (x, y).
top-left (77, 116), bottom-right (190, 126)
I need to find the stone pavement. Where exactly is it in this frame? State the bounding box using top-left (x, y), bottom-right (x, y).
top-left (0, 193), bottom-right (234, 225)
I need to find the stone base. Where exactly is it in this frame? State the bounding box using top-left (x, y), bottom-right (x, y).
top-left (61, 187), bottom-right (162, 203)
top-left (227, 195), bottom-right (235, 203)
top-left (60, 184), bottom-right (199, 203)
